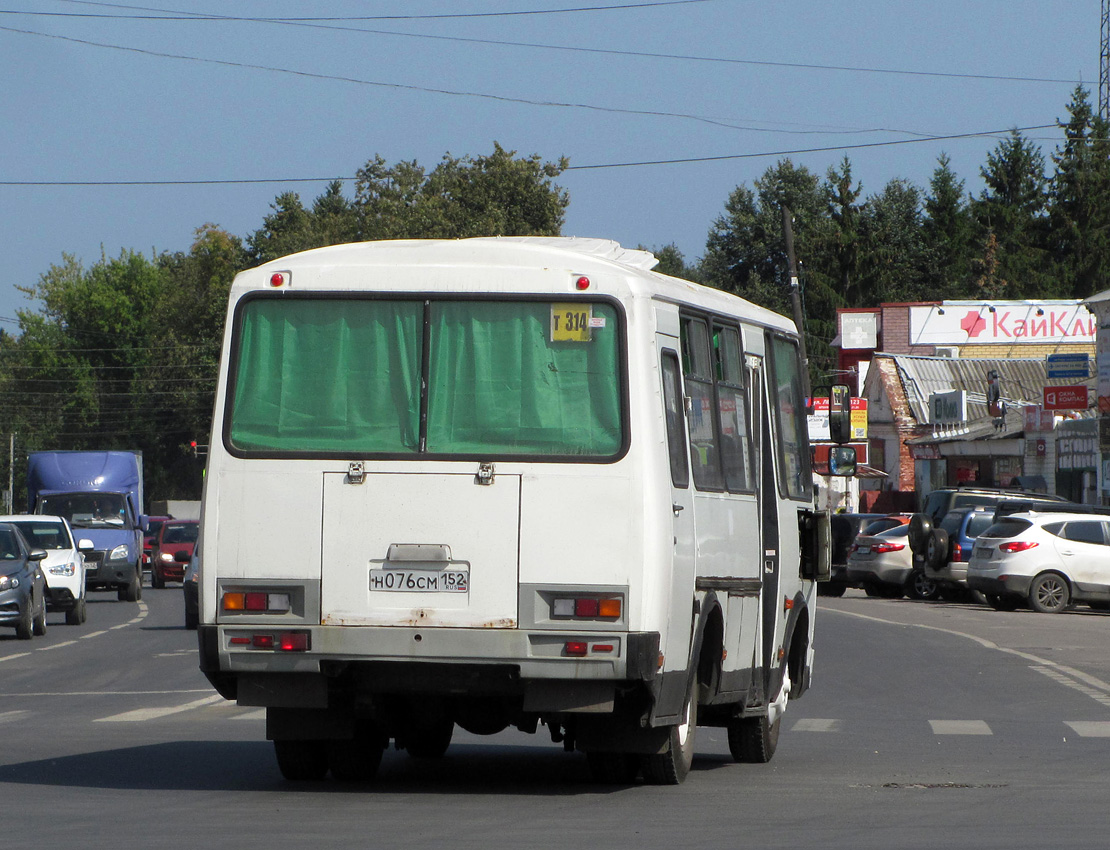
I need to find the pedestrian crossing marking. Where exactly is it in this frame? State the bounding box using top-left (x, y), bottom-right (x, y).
top-left (928, 720), bottom-right (992, 735)
top-left (792, 718), bottom-right (841, 732)
top-left (1064, 721), bottom-right (1110, 737)
top-left (94, 694), bottom-right (225, 722)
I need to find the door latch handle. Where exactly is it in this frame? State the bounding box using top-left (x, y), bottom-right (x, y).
top-left (672, 503), bottom-right (684, 514)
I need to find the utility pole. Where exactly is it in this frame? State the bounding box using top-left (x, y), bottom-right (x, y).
top-left (6, 434), bottom-right (12, 515)
top-left (1102, 0), bottom-right (1110, 119)
top-left (781, 205), bottom-right (811, 400)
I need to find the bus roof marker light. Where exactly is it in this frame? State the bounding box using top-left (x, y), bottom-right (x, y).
top-left (269, 271), bottom-right (287, 288)
top-left (575, 276), bottom-right (590, 290)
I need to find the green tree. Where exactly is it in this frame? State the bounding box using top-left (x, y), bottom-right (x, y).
top-left (971, 130), bottom-right (1051, 298)
top-left (857, 178), bottom-right (928, 303)
top-left (826, 157), bottom-right (863, 305)
top-left (922, 153), bottom-right (974, 298)
top-left (355, 143), bottom-right (569, 239)
top-left (1048, 86), bottom-right (1110, 298)
top-left (700, 159), bottom-right (839, 383)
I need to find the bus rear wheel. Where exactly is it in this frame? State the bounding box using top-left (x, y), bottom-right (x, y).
top-left (641, 674), bottom-right (697, 785)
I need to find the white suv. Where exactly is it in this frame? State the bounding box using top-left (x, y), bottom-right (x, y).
top-left (967, 511), bottom-right (1110, 614)
top-left (0, 515), bottom-right (91, 625)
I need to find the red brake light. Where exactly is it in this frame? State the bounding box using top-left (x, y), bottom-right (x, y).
top-left (999, 540), bottom-right (1039, 553)
top-left (952, 543), bottom-right (963, 561)
top-left (574, 598), bottom-right (600, 617)
top-left (871, 541), bottom-right (906, 554)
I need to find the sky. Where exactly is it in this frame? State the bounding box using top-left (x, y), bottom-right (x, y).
top-left (0, 0), bottom-right (1100, 327)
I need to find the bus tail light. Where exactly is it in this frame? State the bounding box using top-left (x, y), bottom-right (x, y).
top-left (552, 595), bottom-right (622, 620)
top-left (222, 591), bottom-right (292, 614)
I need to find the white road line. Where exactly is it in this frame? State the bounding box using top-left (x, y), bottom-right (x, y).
top-left (230, 709), bottom-right (266, 721)
top-left (80, 630), bottom-right (108, 639)
top-left (0, 653), bottom-right (32, 663)
top-left (36, 640), bottom-right (78, 652)
top-left (0, 710), bottom-right (29, 724)
top-left (94, 694), bottom-right (225, 723)
top-left (1065, 721), bottom-right (1110, 737)
top-left (826, 607), bottom-right (1110, 707)
top-left (0, 689), bottom-right (213, 697)
top-left (929, 720), bottom-right (992, 735)
top-left (792, 718), bottom-right (841, 732)
top-left (1030, 666), bottom-right (1110, 709)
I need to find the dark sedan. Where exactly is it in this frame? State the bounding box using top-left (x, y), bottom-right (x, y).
top-left (0, 523), bottom-right (49, 639)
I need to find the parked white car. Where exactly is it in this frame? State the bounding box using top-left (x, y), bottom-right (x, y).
top-left (967, 511), bottom-right (1110, 614)
top-left (0, 515), bottom-right (90, 624)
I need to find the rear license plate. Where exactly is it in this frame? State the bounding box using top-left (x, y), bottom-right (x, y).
top-left (856, 546), bottom-right (871, 554)
top-left (975, 547), bottom-right (993, 558)
top-left (369, 569), bottom-right (469, 593)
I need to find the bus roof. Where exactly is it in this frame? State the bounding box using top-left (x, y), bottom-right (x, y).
top-left (236, 237), bottom-right (798, 335)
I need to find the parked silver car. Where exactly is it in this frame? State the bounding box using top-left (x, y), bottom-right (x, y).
top-left (846, 525), bottom-right (939, 600)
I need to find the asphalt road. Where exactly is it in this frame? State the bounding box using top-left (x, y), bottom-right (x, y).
top-left (1, 585), bottom-right (1108, 849)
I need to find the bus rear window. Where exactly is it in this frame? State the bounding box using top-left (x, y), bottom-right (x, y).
top-left (227, 297), bottom-right (624, 458)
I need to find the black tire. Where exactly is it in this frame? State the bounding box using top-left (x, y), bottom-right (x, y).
top-left (405, 718), bottom-right (454, 759)
top-left (121, 568), bottom-right (141, 602)
top-left (15, 600), bottom-right (33, 640)
top-left (65, 597), bottom-right (87, 626)
top-left (906, 570), bottom-right (941, 601)
top-left (587, 751), bottom-right (641, 785)
top-left (274, 739), bottom-right (329, 781)
top-left (986, 593), bottom-right (1020, 612)
top-left (817, 583), bottom-right (847, 598)
top-left (641, 674), bottom-right (698, 785)
top-left (908, 513), bottom-right (933, 553)
top-left (1029, 573), bottom-right (1070, 614)
top-left (32, 591), bottom-right (47, 636)
top-left (924, 528), bottom-right (950, 570)
top-left (728, 690), bottom-right (783, 764)
top-left (327, 724), bottom-right (385, 782)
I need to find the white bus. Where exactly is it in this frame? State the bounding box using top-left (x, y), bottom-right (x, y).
top-left (196, 237), bottom-right (831, 785)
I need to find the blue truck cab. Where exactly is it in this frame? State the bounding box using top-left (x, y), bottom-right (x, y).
top-left (27, 451), bottom-right (147, 602)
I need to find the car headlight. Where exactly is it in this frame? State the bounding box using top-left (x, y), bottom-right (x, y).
top-left (0, 574), bottom-right (19, 591)
top-left (159, 551), bottom-right (175, 563)
top-left (48, 562), bottom-right (77, 576)
top-left (109, 545), bottom-right (129, 561)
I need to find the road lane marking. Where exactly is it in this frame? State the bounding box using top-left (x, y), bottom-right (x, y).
top-left (0, 710), bottom-right (29, 724)
top-left (94, 693), bottom-right (225, 722)
top-left (826, 607), bottom-right (1110, 707)
top-left (1065, 721), bottom-right (1110, 737)
top-left (0, 689), bottom-right (213, 697)
top-left (792, 718), bottom-right (841, 732)
top-left (35, 640), bottom-right (78, 651)
top-left (1030, 666), bottom-right (1110, 708)
top-left (80, 630), bottom-right (109, 639)
top-left (929, 720), bottom-right (992, 735)
top-left (0, 653), bottom-right (32, 663)
top-left (230, 709), bottom-right (265, 721)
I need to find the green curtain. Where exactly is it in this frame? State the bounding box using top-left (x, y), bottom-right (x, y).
top-left (425, 302), bottom-right (621, 454)
top-left (229, 298), bottom-right (621, 457)
top-left (230, 299), bottom-right (422, 452)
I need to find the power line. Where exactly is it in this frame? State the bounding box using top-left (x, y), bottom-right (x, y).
top-left (14, 0), bottom-right (715, 21)
top-left (0, 123), bottom-right (1062, 184)
top-left (36, 0), bottom-right (1083, 86)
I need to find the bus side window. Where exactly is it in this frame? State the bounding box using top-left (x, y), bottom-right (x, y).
top-left (680, 318), bottom-right (724, 490)
top-left (661, 351), bottom-right (689, 488)
top-left (712, 324), bottom-right (753, 492)
top-left (768, 334), bottom-right (811, 500)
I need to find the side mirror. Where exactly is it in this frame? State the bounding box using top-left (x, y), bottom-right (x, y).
top-left (829, 384), bottom-right (853, 444)
top-left (28, 548), bottom-right (48, 562)
top-left (828, 446), bottom-right (857, 477)
top-left (174, 550), bottom-right (191, 563)
top-left (77, 539), bottom-right (94, 551)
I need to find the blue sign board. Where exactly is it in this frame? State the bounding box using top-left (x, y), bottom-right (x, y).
top-left (1046, 352), bottom-right (1090, 379)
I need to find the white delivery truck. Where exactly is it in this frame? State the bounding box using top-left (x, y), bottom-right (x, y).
top-left (196, 237), bottom-right (831, 785)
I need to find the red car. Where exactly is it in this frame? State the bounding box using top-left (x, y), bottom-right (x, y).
top-left (151, 520), bottom-right (199, 588)
top-left (143, 516), bottom-right (172, 574)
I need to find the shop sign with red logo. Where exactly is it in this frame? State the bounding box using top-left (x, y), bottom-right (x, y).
top-left (1043, 385), bottom-right (1088, 411)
